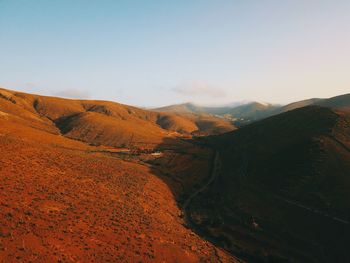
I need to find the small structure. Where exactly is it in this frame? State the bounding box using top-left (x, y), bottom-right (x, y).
top-left (151, 151), bottom-right (162, 157)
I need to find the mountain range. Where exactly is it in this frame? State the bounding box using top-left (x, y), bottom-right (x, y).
top-left (154, 94), bottom-right (350, 126)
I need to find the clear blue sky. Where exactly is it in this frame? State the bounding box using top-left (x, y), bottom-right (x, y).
top-left (1, 0), bottom-right (349, 106)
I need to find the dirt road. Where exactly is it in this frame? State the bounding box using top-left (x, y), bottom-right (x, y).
top-left (182, 151), bottom-right (221, 211)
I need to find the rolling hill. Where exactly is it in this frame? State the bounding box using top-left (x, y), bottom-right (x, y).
top-left (275, 94), bottom-right (350, 114)
top-left (189, 98), bottom-right (350, 262)
top-left (0, 88), bottom-right (235, 148)
top-left (277, 98), bottom-right (322, 113)
top-left (222, 102), bottom-right (279, 122)
top-left (155, 102), bottom-right (205, 114)
top-left (316, 93), bottom-right (350, 112)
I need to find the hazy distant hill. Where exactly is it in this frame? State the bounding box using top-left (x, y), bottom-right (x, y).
top-left (155, 101), bottom-right (279, 125)
top-left (155, 102), bottom-right (232, 115)
top-left (157, 94), bottom-right (350, 127)
top-left (155, 102), bottom-right (204, 114)
top-left (222, 102), bottom-right (279, 121)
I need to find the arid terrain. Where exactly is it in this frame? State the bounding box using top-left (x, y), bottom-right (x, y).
top-left (1, 87), bottom-right (350, 262)
top-left (0, 88), bottom-right (238, 262)
top-left (2, 0), bottom-right (350, 261)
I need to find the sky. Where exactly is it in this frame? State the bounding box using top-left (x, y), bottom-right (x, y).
top-left (1, 0), bottom-right (350, 107)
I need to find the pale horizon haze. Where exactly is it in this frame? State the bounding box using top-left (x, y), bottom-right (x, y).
top-left (1, 0), bottom-right (349, 107)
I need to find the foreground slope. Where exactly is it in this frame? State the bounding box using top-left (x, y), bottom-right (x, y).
top-left (0, 90), bottom-right (237, 262)
top-left (190, 105), bottom-right (350, 262)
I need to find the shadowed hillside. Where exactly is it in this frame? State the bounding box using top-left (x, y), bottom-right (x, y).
top-left (188, 105), bottom-right (350, 262)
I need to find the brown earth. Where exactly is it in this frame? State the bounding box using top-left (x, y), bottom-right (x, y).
top-left (0, 88), bottom-right (239, 262)
top-left (0, 87), bottom-right (235, 147)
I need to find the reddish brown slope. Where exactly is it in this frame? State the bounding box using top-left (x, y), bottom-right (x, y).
top-left (56, 111), bottom-right (167, 147)
top-left (192, 114), bottom-right (236, 135)
top-left (0, 88), bottom-right (235, 148)
top-left (156, 111), bottom-right (236, 136)
top-left (156, 114), bottom-right (198, 134)
top-left (0, 130), bottom-right (231, 262)
top-left (0, 89), bottom-right (238, 262)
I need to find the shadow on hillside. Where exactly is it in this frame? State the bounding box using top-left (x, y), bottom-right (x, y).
top-left (140, 136), bottom-right (242, 257)
top-left (145, 136), bottom-right (214, 204)
top-left (147, 132), bottom-right (350, 263)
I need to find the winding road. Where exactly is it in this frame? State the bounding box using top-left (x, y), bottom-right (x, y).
top-left (181, 151), bottom-right (244, 263)
top-left (181, 148), bottom-right (349, 263)
top-left (182, 151), bottom-right (221, 211)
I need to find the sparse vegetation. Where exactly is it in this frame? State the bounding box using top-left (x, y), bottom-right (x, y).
top-left (0, 88), bottom-right (236, 262)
